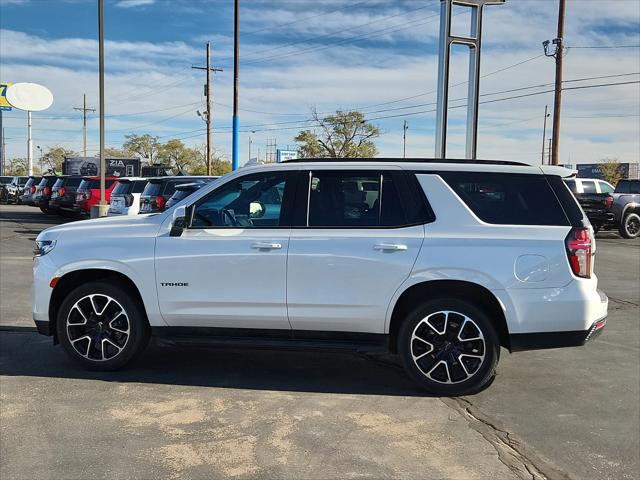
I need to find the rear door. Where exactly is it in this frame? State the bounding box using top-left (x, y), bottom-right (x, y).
top-left (286, 169), bottom-right (425, 334)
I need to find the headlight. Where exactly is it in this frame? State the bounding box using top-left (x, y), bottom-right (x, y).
top-left (33, 240), bottom-right (56, 257)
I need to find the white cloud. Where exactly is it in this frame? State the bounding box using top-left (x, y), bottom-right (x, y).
top-left (115, 0), bottom-right (156, 8)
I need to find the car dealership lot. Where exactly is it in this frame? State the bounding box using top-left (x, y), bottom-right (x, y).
top-left (1, 204), bottom-right (638, 480)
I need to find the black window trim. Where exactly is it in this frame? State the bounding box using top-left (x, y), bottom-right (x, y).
top-left (188, 170), bottom-right (299, 230)
top-left (293, 169), bottom-right (433, 230)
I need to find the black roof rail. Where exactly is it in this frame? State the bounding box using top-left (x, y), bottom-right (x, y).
top-left (281, 157), bottom-right (529, 167)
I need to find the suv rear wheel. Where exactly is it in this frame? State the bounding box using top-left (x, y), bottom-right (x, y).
top-left (57, 281), bottom-right (150, 370)
top-left (619, 212), bottom-right (640, 239)
top-left (398, 299), bottom-right (499, 396)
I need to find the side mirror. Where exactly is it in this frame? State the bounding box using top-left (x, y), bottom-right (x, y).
top-left (170, 205), bottom-right (186, 237)
top-left (249, 201), bottom-right (266, 219)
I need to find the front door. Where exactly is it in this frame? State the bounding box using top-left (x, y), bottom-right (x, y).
top-left (155, 170), bottom-right (296, 330)
top-left (287, 169), bottom-right (425, 334)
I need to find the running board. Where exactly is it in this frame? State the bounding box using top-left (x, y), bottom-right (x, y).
top-left (152, 327), bottom-right (389, 354)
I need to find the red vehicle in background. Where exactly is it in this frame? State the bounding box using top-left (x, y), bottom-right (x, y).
top-left (74, 176), bottom-right (119, 216)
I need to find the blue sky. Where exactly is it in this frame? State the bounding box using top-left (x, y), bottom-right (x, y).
top-left (1, 0), bottom-right (639, 165)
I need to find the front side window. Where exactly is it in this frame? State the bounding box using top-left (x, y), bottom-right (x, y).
top-left (192, 172), bottom-right (289, 228)
top-left (307, 171), bottom-right (408, 228)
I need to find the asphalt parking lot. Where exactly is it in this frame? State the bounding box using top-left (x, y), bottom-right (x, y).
top-left (1, 204), bottom-right (639, 480)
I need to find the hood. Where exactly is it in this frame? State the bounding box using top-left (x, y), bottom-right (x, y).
top-left (37, 213), bottom-right (165, 242)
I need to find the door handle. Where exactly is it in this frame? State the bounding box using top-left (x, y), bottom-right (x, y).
top-left (374, 243), bottom-right (408, 252)
top-left (251, 242), bottom-right (282, 250)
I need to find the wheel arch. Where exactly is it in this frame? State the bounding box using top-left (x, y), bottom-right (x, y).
top-left (387, 280), bottom-right (510, 353)
top-left (49, 269), bottom-right (148, 344)
top-left (621, 202), bottom-right (640, 218)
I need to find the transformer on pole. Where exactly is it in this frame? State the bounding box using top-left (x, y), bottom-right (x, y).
top-left (434, 0), bottom-right (505, 160)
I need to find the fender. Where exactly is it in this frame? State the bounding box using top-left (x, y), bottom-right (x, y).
top-left (53, 259), bottom-right (166, 327)
top-left (621, 202), bottom-right (640, 218)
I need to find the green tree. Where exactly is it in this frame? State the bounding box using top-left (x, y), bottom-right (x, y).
top-left (123, 134), bottom-right (160, 163)
top-left (157, 139), bottom-right (199, 173)
top-left (42, 146), bottom-right (77, 173)
top-left (294, 109), bottom-right (380, 158)
top-left (190, 144), bottom-right (232, 176)
top-left (599, 158), bottom-right (625, 188)
top-left (103, 147), bottom-right (128, 158)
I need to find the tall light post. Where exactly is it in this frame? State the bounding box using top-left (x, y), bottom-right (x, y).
top-left (541, 105), bottom-right (550, 165)
top-left (36, 145), bottom-right (43, 173)
top-left (232, 0), bottom-right (240, 170)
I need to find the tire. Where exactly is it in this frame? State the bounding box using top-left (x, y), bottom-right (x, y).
top-left (398, 298), bottom-right (500, 396)
top-left (619, 213), bottom-right (640, 239)
top-left (56, 281), bottom-right (150, 371)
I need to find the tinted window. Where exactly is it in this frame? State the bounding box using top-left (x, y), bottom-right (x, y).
top-left (19, 177), bottom-right (29, 183)
top-left (132, 180), bottom-right (147, 193)
top-left (564, 179), bottom-right (577, 193)
top-left (87, 179), bottom-right (115, 189)
top-left (441, 172), bottom-right (569, 226)
top-left (142, 181), bottom-right (162, 196)
top-left (53, 178), bottom-right (65, 188)
top-left (112, 181), bottom-right (133, 195)
top-left (615, 180), bottom-right (640, 194)
top-left (23, 178), bottom-right (35, 188)
top-left (581, 181), bottom-right (596, 194)
top-left (307, 171), bottom-right (408, 228)
top-left (65, 177), bottom-right (83, 187)
top-left (193, 172), bottom-right (289, 228)
top-left (0, 177), bottom-right (11, 183)
top-left (78, 179), bottom-right (91, 191)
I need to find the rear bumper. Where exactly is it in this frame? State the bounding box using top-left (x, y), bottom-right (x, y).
top-left (510, 316), bottom-right (607, 351)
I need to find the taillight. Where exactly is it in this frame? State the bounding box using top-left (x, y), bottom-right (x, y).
top-left (604, 195), bottom-right (613, 209)
top-left (156, 195), bottom-right (166, 210)
top-left (59, 187), bottom-right (66, 197)
top-left (565, 227), bottom-right (592, 279)
top-left (44, 186), bottom-right (51, 196)
top-left (31, 186), bottom-right (36, 194)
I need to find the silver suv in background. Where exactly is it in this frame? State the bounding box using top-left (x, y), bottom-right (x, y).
top-left (107, 178), bottom-right (149, 216)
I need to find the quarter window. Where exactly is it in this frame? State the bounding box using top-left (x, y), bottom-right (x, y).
top-left (192, 172), bottom-right (289, 228)
top-left (581, 181), bottom-right (596, 194)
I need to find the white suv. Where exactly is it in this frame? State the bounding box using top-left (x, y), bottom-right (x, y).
top-left (32, 160), bottom-right (608, 395)
top-left (107, 177), bottom-right (148, 216)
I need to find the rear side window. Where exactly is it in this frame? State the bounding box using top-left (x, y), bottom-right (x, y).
top-left (581, 181), bottom-right (596, 194)
top-left (616, 180), bottom-right (640, 194)
top-left (65, 177), bottom-right (83, 187)
top-left (132, 180), bottom-right (147, 193)
top-left (441, 172), bottom-right (569, 226)
top-left (88, 179), bottom-right (115, 189)
top-left (307, 171), bottom-right (411, 228)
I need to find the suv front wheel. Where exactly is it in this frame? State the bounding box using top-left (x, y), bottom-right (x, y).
top-left (57, 281), bottom-right (150, 370)
top-left (398, 299), bottom-right (499, 396)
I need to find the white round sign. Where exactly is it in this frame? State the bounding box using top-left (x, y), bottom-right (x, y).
top-left (6, 83), bottom-right (53, 111)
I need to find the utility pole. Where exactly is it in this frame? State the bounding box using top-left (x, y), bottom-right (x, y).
top-left (543, 0), bottom-right (566, 165)
top-left (232, 0), bottom-right (240, 170)
top-left (192, 43), bottom-right (222, 176)
top-left (93, 0), bottom-right (108, 218)
top-left (541, 105), bottom-right (550, 165)
top-left (548, 137), bottom-right (552, 164)
top-left (74, 94), bottom-right (95, 158)
top-left (403, 120), bottom-right (408, 158)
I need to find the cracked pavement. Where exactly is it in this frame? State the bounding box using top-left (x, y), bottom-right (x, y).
top-left (1, 205), bottom-right (639, 479)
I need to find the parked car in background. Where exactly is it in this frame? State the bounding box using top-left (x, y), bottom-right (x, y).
top-left (164, 181), bottom-right (208, 209)
top-left (0, 176), bottom-right (13, 202)
top-left (107, 177), bottom-right (149, 216)
top-left (74, 176), bottom-right (118, 216)
top-left (19, 176), bottom-right (43, 206)
top-left (33, 175), bottom-right (60, 214)
top-left (139, 176), bottom-right (217, 214)
top-left (564, 178), bottom-right (614, 233)
top-left (33, 160), bottom-right (608, 395)
top-left (612, 179), bottom-right (640, 239)
top-left (0, 176), bottom-right (29, 204)
top-left (49, 176), bottom-right (84, 216)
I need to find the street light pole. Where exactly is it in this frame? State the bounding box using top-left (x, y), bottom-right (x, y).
top-left (232, 0), bottom-right (240, 170)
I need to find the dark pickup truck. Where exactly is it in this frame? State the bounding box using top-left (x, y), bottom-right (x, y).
top-left (564, 178), bottom-right (613, 234)
top-left (612, 179), bottom-right (640, 239)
